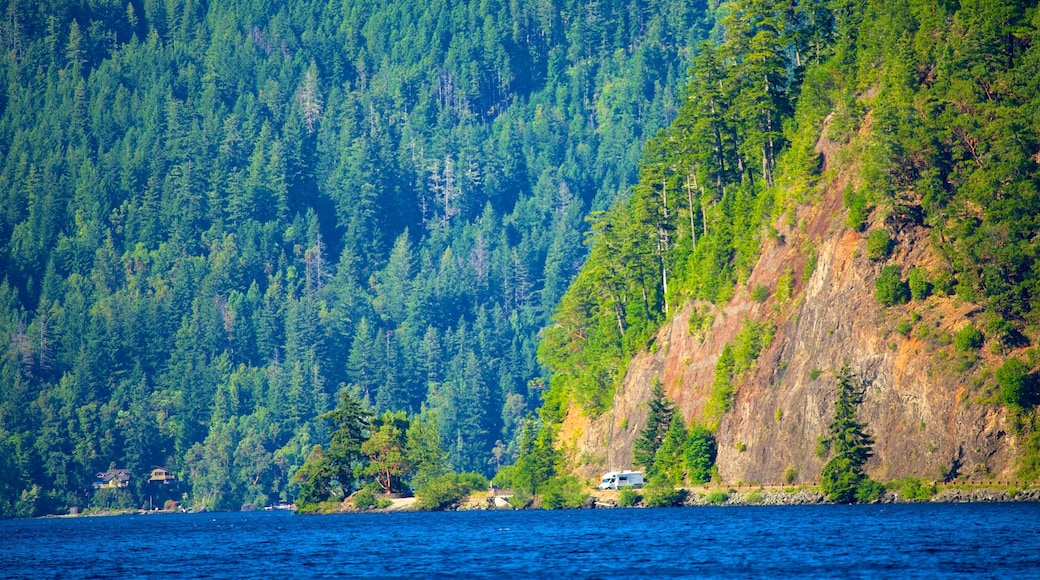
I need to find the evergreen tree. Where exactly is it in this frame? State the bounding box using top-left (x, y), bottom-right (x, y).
top-left (684, 425), bottom-right (717, 485)
top-left (405, 412), bottom-right (448, 491)
top-left (301, 388), bottom-right (372, 499)
top-left (820, 364), bottom-right (875, 503)
top-left (652, 413), bottom-right (688, 483)
top-left (632, 380), bottom-right (674, 471)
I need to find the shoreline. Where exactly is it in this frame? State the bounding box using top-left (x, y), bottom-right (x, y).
top-left (33, 483), bottom-right (1040, 519)
top-left (458, 484), bottom-right (1040, 511)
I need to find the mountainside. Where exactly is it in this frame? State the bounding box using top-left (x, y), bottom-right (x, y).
top-left (0, 0), bottom-right (714, 516)
top-left (562, 116), bottom-right (1018, 485)
top-left (535, 0), bottom-right (1040, 496)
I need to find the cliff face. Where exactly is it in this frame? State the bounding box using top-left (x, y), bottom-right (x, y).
top-left (561, 122), bottom-right (1018, 485)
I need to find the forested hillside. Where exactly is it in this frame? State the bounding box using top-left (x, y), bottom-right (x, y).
top-left (523, 0), bottom-right (1040, 502)
top-left (0, 0), bottom-right (714, 516)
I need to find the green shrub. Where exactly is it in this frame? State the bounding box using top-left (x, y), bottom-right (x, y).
top-left (704, 490), bottom-right (728, 505)
top-left (898, 477), bottom-right (936, 501)
top-left (844, 188), bottom-right (869, 231)
top-left (750, 284), bottom-right (770, 302)
top-left (907, 268), bottom-right (932, 300)
top-left (809, 368), bottom-right (823, 380)
top-left (931, 267), bottom-right (956, 296)
top-left (89, 488), bottom-right (136, 511)
top-left (703, 321), bottom-right (777, 427)
top-left (295, 499), bottom-right (343, 515)
top-left (866, 229), bottom-right (894, 261)
top-left (814, 436), bottom-right (830, 459)
top-left (986, 317), bottom-right (1017, 350)
top-left (617, 488), bottom-right (641, 507)
top-left (642, 479), bottom-right (686, 507)
top-left (684, 426), bottom-right (717, 485)
top-left (997, 358), bottom-right (1036, 409)
top-left (457, 472), bottom-right (490, 490)
top-left (821, 456), bottom-right (860, 503)
top-left (688, 307), bottom-right (715, 340)
top-left (507, 489), bottom-right (532, 509)
top-left (744, 489), bottom-right (764, 504)
top-left (953, 324), bottom-right (984, 352)
top-left (855, 478), bottom-right (885, 503)
top-left (875, 265), bottom-right (910, 306)
top-left (773, 268), bottom-right (794, 305)
top-left (539, 475), bottom-right (588, 509)
top-left (1018, 431), bottom-right (1040, 481)
top-left (896, 320), bottom-right (912, 336)
top-left (353, 489), bottom-right (377, 509)
top-left (802, 245), bottom-right (818, 281)
top-left (415, 472), bottom-right (488, 511)
top-left (782, 465), bottom-right (798, 484)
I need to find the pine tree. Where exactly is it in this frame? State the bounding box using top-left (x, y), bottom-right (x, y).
top-left (302, 388), bottom-right (372, 498)
top-left (652, 413), bottom-right (688, 483)
top-left (684, 425), bottom-right (717, 484)
top-left (632, 379), bottom-right (674, 471)
top-left (820, 364), bottom-right (875, 503)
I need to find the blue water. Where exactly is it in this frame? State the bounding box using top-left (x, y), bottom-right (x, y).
top-left (3, 503), bottom-right (1040, 578)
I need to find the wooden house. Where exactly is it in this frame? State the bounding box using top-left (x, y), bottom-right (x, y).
top-left (94, 468), bottom-right (131, 489)
top-left (148, 467), bottom-right (177, 484)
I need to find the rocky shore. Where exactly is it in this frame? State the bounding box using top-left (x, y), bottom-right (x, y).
top-left (458, 485), bottom-right (1040, 511)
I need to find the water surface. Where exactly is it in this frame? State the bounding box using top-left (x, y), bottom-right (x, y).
top-left (4, 503), bottom-right (1039, 578)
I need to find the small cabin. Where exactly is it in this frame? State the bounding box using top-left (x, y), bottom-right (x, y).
top-left (148, 467), bottom-right (177, 484)
top-left (94, 468), bottom-right (131, 489)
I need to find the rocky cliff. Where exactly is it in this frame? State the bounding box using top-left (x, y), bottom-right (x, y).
top-left (560, 120), bottom-right (1020, 485)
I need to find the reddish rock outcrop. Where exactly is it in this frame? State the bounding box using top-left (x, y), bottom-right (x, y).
top-left (560, 121), bottom-right (1018, 485)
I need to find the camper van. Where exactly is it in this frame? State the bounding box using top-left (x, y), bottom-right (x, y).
top-left (598, 470), bottom-right (644, 490)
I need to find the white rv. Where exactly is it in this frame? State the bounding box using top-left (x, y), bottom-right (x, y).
top-left (598, 470), bottom-right (644, 490)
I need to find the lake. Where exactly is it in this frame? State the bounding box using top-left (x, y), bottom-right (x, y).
top-left (4, 503), bottom-right (1040, 578)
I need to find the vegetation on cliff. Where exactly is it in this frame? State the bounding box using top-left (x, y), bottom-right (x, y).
top-left (633, 381), bottom-right (717, 487)
top-left (532, 0), bottom-right (1040, 490)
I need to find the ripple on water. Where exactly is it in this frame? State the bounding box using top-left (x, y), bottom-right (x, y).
top-left (3, 503), bottom-right (1040, 579)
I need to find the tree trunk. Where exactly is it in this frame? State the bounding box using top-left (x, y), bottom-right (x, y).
top-left (686, 173), bottom-right (697, 250)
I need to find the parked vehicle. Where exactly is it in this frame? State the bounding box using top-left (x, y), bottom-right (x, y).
top-left (598, 470), bottom-right (644, 490)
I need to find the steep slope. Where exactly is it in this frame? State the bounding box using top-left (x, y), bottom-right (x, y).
top-left (561, 116), bottom-right (1017, 484)
top-left (537, 0), bottom-right (1040, 495)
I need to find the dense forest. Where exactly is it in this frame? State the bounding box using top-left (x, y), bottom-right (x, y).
top-left (0, 0), bottom-right (715, 516)
top-left (517, 0), bottom-right (1040, 501)
top-left (4, 0), bottom-right (1039, 516)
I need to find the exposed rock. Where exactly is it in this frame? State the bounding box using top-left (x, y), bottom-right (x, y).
top-left (683, 489), bottom-right (828, 507)
top-left (560, 116), bottom-right (1019, 486)
top-left (928, 488), bottom-right (1040, 503)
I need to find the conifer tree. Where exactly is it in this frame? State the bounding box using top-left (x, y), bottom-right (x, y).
top-left (820, 364), bottom-right (875, 503)
top-left (652, 413), bottom-right (688, 483)
top-left (301, 388), bottom-right (372, 498)
top-left (633, 380), bottom-right (674, 471)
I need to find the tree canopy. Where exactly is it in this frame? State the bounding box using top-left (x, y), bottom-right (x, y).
top-left (0, 0), bottom-right (713, 516)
